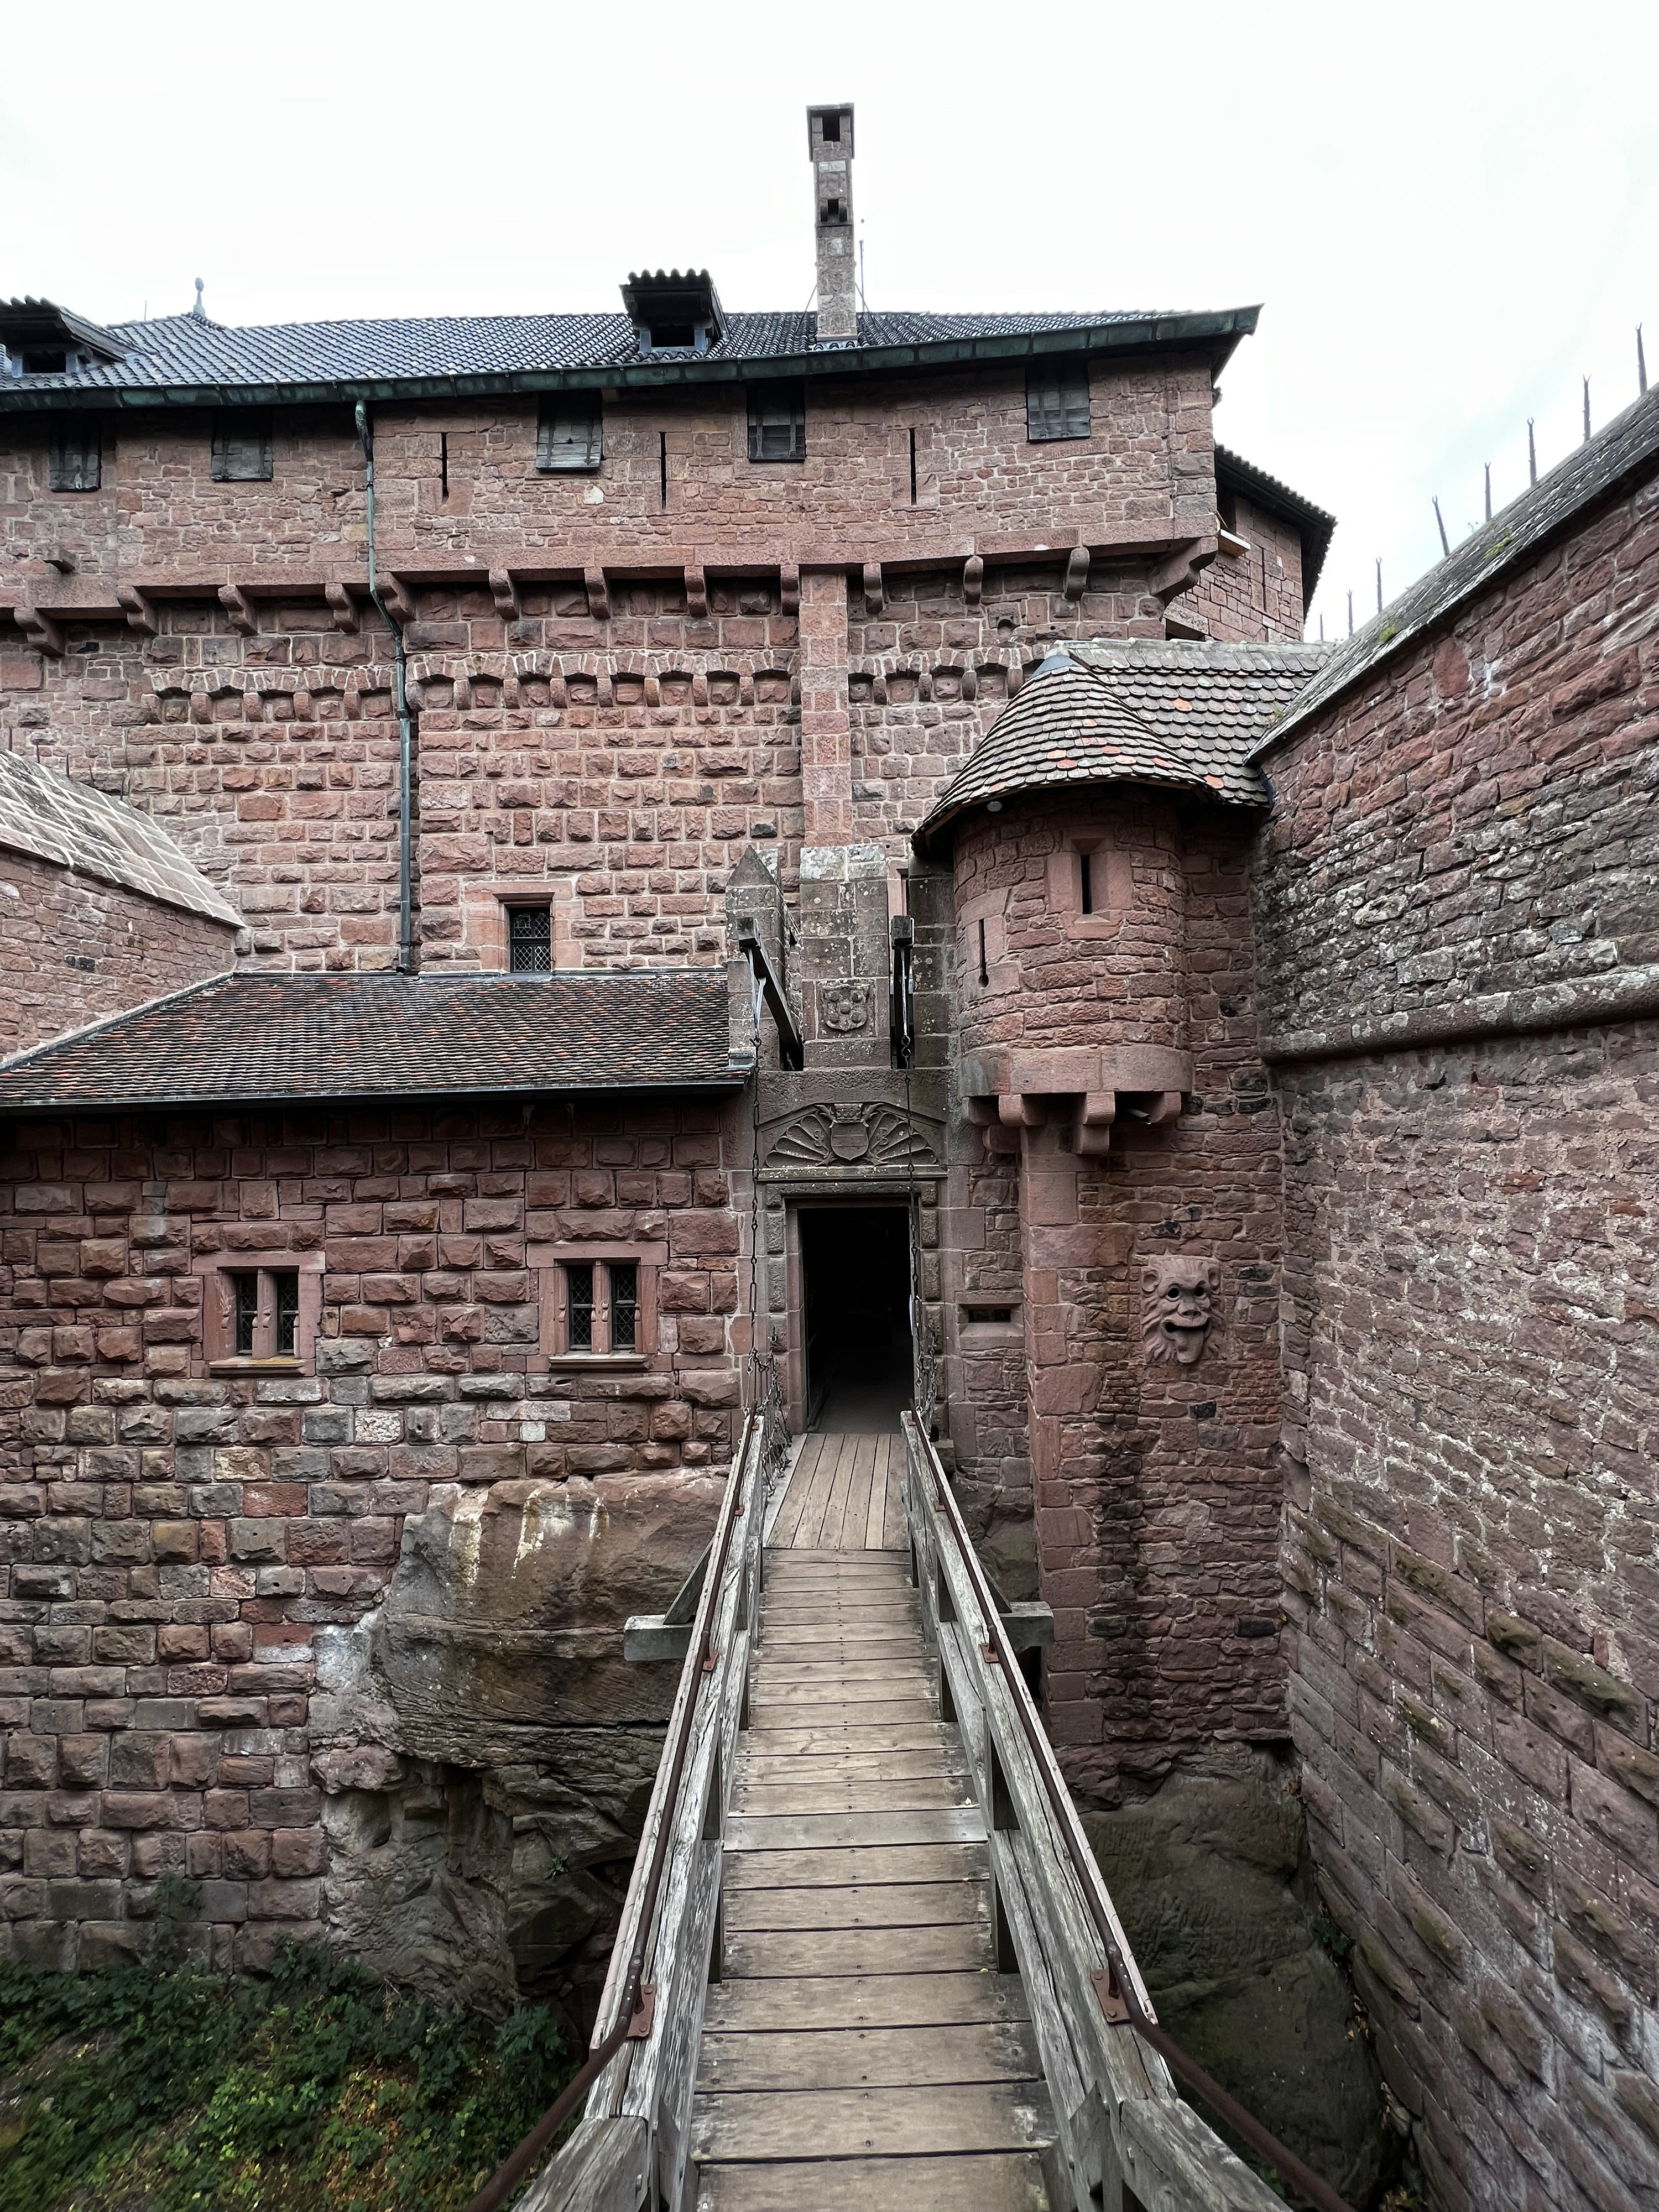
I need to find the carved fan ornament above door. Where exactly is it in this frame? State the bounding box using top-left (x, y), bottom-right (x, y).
top-left (764, 1102), bottom-right (940, 1173)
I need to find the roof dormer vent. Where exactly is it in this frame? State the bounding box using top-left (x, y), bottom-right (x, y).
top-left (620, 269), bottom-right (725, 357)
top-left (0, 296), bottom-right (125, 379)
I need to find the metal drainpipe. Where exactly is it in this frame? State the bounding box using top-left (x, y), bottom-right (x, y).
top-left (354, 402), bottom-right (414, 972)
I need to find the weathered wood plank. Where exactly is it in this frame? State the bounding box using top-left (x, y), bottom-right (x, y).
top-left (515, 2114), bottom-right (649, 2212)
top-left (864, 1432), bottom-right (893, 1552)
top-left (739, 1722), bottom-right (958, 1756)
top-left (692, 2150), bottom-right (1052, 2212)
top-left (732, 1776), bottom-right (973, 1817)
top-left (842, 1434), bottom-right (878, 1553)
top-left (734, 1748), bottom-right (969, 1782)
top-left (726, 1807), bottom-right (987, 1852)
top-left (722, 1920), bottom-right (994, 1979)
top-left (721, 1841), bottom-right (988, 1890)
top-left (700, 1969), bottom-right (1031, 2031)
top-left (797, 1434), bottom-right (850, 1548)
top-left (763, 1434), bottom-right (818, 1550)
top-left (722, 1881), bottom-right (989, 1931)
top-left (695, 2021), bottom-right (1042, 2093)
top-left (690, 2081), bottom-right (1058, 2162)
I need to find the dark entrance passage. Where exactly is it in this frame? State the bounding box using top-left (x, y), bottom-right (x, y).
top-left (800, 1206), bottom-right (913, 1433)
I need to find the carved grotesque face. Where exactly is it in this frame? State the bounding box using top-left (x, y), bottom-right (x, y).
top-left (1142, 1258), bottom-right (1222, 1365)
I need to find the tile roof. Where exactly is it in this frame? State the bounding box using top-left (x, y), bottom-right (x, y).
top-left (1259, 382), bottom-right (1659, 752)
top-left (0, 970), bottom-right (742, 1113)
top-left (0, 303), bottom-right (1259, 406)
top-left (0, 753), bottom-right (241, 926)
top-left (915, 640), bottom-right (1329, 849)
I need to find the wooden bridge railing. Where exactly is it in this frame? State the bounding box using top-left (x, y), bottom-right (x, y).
top-left (901, 1412), bottom-right (1351, 2212)
top-left (467, 1407), bottom-right (767, 2212)
top-left (471, 1406), bottom-right (1352, 2212)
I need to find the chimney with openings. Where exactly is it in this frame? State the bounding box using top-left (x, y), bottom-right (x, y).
top-left (807, 103), bottom-right (857, 342)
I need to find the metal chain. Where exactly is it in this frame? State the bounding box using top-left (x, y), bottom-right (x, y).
top-left (745, 973), bottom-right (791, 1493)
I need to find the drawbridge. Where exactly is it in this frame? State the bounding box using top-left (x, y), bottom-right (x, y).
top-left (468, 1417), bottom-right (1352, 2212)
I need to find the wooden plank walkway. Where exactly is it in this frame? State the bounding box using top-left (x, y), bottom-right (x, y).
top-left (690, 1533), bottom-right (1057, 2211)
top-left (766, 1430), bottom-right (907, 1553)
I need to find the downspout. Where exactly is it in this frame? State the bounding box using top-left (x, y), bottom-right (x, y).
top-left (354, 402), bottom-right (414, 972)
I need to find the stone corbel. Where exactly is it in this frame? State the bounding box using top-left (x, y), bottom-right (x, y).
top-left (1063, 546), bottom-right (1091, 603)
top-left (862, 562), bottom-right (884, 617)
top-left (380, 574), bottom-right (417, 627)
top-left (1071, 1092), bottom-right (1116, 1157)
top-left (219, 583), bottom-right (257, 635)
top-left (963, 555), bottom-right (984, 607)
top-left (117, 583), bottom-right (158, 637)
top-left (779, 562), bottom-right (800, 615)
top-left (684, 564), bottom-right (708, 620)
top-left (325, 582), bottom-right (360, 634)
top-left (15, 604), bottom-right (64, 656)
top-left (1150, 535), bottom-right (1219, 606)
top-left (488, 570), bottom-right (519, 623)
top-left (960, 1046), bottom-right (1192, 1160)
top-left (585, 565), bottom-right (610, 622)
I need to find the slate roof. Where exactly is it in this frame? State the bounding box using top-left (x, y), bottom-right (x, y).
top-left (1258, 382), bottom-right (1659, 752)
top-left (0, 971), bottom-right (742, 1113)
top-left (0, 754), bottom-right (241, 926)
top-left (0, 302), bottom-right (1260, 408)
top-left (915, 640), bottom-right (1329, 849)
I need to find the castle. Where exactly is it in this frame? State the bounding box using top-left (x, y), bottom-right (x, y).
top-left (1, 104), bottom-right (1655, 2212)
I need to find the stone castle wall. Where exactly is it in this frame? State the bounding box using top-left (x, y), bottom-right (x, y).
top-left (0, 1097), bottom-right (743, 1984)
top-left (0, 847), bottom-right (237, 1056)
top-left (1254, 456), bottom-right (1659, 2209)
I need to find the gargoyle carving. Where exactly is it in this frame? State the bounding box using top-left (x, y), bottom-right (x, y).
top-left (1142, 1257), bottom-right (1223, 1365)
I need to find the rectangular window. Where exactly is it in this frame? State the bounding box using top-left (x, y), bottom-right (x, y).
top-left (49, 421), bottom-right (101, 492)
top-left (747, 381), bottom-right (807, 463)
top-left (538, 397), bottom-right (602, 472)
top-left (1079, 851), bottom-right (1094, 915)
top-left (539, 1253), bottom-right (660, 1360)
top-left (212, 413), bottom-right (273, 481)
top-left (1026, 359), bottom-right (1091, 442)
top-left (508, 904), bottom-right (552, 971)
top-left (224, 1266), bottom-right (304, 1361)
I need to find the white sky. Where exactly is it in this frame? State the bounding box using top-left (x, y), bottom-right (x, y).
top-left (5, 0), bottom-right (1655, 642)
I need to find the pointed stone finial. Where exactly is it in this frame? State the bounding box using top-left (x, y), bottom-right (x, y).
top-left (192, 278), bottom-right (206, 322)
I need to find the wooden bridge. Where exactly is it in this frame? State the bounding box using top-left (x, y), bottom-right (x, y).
top-left (471, 1415), bottom-right (1350, 2212)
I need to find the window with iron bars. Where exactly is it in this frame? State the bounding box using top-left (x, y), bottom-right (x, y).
top-left (747, 381), bottom-right (807, 463)
top-left (560, 1260), bottom-right (640, 1354)
top-left (1026, 359), bottom-right (1091, 443)
top-left (508, 904), bottom-right (552, 971)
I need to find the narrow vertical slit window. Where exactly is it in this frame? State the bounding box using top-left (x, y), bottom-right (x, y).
top-left (909, 427), bottom-right (917, 504)
top-left (610, 1262), bottom-right (639, 1351)
top-left (567, 1264), bottom-right (596, 1350)
top-left (273, 1271), bottom-right (300, 1356)
top-left (440, 432), bottom-right (450, 500)
top-left (508, 904), bottom-right (552, 972)
top-left (660, 430), bottom-right (668, 509)
top-left (1079, 851), bottom-right (1094, 915)
top-left (232, 1274), bottom-right (259, 1355)
top-left (978, 917), bottom-right (989, 987)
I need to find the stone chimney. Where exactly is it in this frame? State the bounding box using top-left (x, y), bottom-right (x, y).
top-left (807, 104), bottom-right (857, 342)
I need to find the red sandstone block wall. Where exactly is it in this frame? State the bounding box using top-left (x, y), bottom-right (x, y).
top-left (1254, 463), bottom-right (1659, 2211)
top-left (1194, 498), bottom-right (1306, 643)
top-left (0, 849), bottom-right (237, 1055)
top-left (0, 1099), bottom-right (743, 1970)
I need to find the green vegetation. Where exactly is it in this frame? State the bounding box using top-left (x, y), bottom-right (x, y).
top-left (0, 1923), bottom-right (571, 2212)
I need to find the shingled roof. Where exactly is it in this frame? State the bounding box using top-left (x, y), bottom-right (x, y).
top-left (0, 753), bottom-right (241, 926)
top-left (0, 971), bottom-right (742, 1113)
top-left (1258, 382), bottom-right (1659, 753)
top-left (914, 640), bottom-right (1329, 850)
top-left (0, 302), bottom-right (1260, 411)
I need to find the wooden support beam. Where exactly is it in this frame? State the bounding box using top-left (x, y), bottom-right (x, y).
top-left (735, 915), bottom-right (805, 1071)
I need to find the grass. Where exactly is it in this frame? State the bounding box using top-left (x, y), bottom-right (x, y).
top-left (0, 1916), bottom-right (573, 2212)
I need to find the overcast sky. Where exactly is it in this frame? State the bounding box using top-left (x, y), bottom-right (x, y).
top-left (6, 0), bottom-right (1655, 641)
